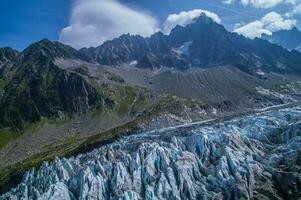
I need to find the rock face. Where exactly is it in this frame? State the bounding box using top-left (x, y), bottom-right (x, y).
top-left (80, 15), bottom-right (301, 75)
top-left (80, 32), bottom-right (190, 70)
top-left (0, 40), bottom-right (106, 130)
top-left (2, 107), bottom-right (301, 199)
top-left (262, 27), bottom-right (301, 52)
top-left (0, 48), bottom-right (18, 67)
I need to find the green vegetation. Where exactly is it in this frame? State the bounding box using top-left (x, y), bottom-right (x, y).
top-left (0, 118), bottom-right (137, 193)
top-left (106, 73), bottom-right (125, 83)
top-left (0, 66), bottom-right (206, 193)
top-left (0, 79), bottom-right (6, 97)
top-left (90, 77), bottom-right (154, 117)
top-left (0, 136), bottom-right (83, 193)
top-left (0, 117), bottom-right (69, 150)
top-left (0, 130), bottom-right (15, 149)
top-left (0, 79), bottom-right (5, 89)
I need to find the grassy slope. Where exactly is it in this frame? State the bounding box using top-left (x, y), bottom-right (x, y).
top-left (0, 73), bottom-right (154, 192)
top-left (0, 130), bottom-right (14, 149)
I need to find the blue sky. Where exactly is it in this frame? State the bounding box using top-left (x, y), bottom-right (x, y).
top-left (0, 0), bottom-right (71, 50)
top-left (0, 0), bottom-right (300, 50)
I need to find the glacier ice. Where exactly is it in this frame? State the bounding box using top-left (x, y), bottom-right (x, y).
top-left (1, 107), bottom-right (301, 200)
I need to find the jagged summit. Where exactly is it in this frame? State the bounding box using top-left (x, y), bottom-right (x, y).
top-left (76, 15), bottom-right (301, 74)
top-left (10, 14), bottom-right (300, 73)
top-left (10, 15), bottom-right (301, 75)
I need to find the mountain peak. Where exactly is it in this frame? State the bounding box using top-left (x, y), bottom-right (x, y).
top-left (291, 26), bottom-right (300, 32)
top-left (24, 39), bottom-right (71, 53)
top-left (169, 14), bottom-right (219, 36)
top-left (193, 13), bottom-right (216, 25)
top-left (21, 39), bottom-right (88, 63)
top-left (36, 38), bottom-right (52, 45)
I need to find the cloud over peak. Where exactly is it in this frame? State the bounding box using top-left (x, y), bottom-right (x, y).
top-left (59, 0), bottom-right (158, 49)
top-left (163, 9), bottom-right (221, 34)
top-left (223, 0), bottom-right (297, 8)
top-left (234, 12), bottom-right (296, 38)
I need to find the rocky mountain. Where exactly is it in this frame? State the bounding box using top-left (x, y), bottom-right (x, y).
top-left (167, 17), bottom-right (301, 74)
top-left (2, 107), bottom-right (301, 200)
top-left (0, 40), bottom-right (107, 130)
top-left (21, 39), bottom-right (89, 62)
top-left (80, 15), bottom-right (301, 75)
top-left (79, 32), bottom-right (189, 70)
top-left (262, 27), bottom-right (301, 52)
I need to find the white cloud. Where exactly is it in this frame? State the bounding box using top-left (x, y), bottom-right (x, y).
top-left (223, 0), bottom-right (297, 8)
top-left (234, 12), bottom-right (297, 38)
top-left (234, 20), bottom-right (271, 38)
top-left (59, 0), bottom-right (159, 49)
top-left (241, 0), bottom-right (285, 8)
top-left (222, 0), bottom-right (236, 4)
top-left (286, 3), bottom-right (301, 17)
top-left (163, 9), bottom-right (221, 34)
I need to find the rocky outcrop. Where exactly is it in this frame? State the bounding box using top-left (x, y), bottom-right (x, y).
top-left (2, 107), bottom-right (301, 199)
top-left (0, 48), bottom-right (18, 67)
top-left (80, 34), bottom-right (152, 66)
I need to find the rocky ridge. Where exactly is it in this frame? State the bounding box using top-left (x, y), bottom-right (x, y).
top-left (0, 40), bottom-right (107, 130)
top-left (80, 15), bottom-right (301, 75)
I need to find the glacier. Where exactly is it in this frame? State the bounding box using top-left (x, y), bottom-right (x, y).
top-left (1, 107), bottom-right (301, 200)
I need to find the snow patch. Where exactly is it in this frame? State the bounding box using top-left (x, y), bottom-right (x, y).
top-left (129, 60), bottom-right (138, 67)
top-left (176, 41), bottom-right (193, 56)
top-left (256, 70), bottom-right (265, 76)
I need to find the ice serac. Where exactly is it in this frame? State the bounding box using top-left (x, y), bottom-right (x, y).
top-left (1, 107), bottom-right (301, 199)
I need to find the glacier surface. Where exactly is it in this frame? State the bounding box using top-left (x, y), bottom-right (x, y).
top-left (1, 107), bottom-right (301, 200)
